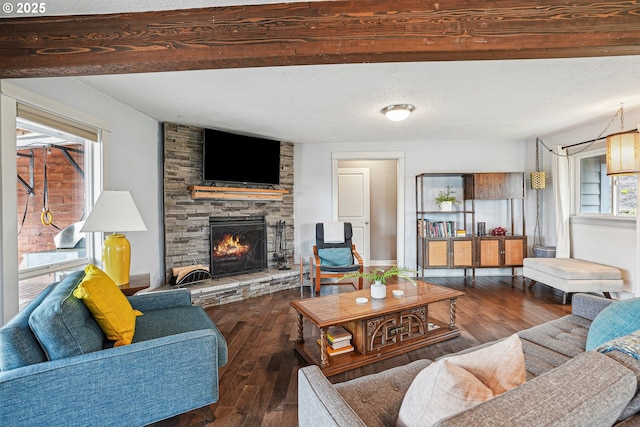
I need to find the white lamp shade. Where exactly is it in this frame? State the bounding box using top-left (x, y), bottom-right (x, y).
top-left (80, 191), bottom-right (147, 233)
top-left (606, 130), bottom-right (640, 176)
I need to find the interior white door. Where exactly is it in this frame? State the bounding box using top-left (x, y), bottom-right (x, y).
top-left (337, 168), bottom-right (370, 266)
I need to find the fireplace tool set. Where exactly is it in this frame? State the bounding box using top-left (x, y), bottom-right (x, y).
top-left (274, 220), bottom-right (290, 270)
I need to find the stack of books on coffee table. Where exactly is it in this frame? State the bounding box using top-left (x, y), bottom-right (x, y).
top-left (317, 326), bottom-right (354, 356)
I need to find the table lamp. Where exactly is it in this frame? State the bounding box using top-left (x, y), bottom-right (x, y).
top-left (80, 190), bottom-right (147, 285)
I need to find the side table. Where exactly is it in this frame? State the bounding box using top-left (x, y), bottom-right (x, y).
top-left (119, 273), bottom-right (150, 296)
top-left (299, 254), bottom-right (313, 297)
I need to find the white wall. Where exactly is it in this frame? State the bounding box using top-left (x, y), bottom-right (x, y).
top-left (294, 139), bottom-right (528, 271)
top-left (2, 78), bottom-right (163, 289)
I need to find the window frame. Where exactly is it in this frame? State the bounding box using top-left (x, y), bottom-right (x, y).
top-left (16, 116), bottom-right (101, 280)
top-left (571, 146), bottom-right (637, 221)
top-left (0, 81), bottom-right (109, 322)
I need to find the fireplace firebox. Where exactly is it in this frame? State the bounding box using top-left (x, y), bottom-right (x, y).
top-left (209, 216), bottom-right (267, 278)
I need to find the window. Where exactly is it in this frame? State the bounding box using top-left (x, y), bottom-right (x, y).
top-left (576, 149), bottom-right (637, 217)
top-left (16, 104), bottom-right (102, 307)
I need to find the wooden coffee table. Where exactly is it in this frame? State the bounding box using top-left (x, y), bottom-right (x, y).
top-left (290, 280), bottom-right (464, 376)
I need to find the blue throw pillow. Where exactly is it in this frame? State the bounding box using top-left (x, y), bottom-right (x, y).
top-left (29, 270), bottom-right (105, 360)
top-left (596, 329), bottom-right (640, 360)
top-left (0, 283), bottom-right (56, 370)
top-left (586, 298), bottom-right (640, 351)
top-left (318, 247), bottom-right (353, 266)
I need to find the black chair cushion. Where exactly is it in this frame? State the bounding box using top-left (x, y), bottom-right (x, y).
top-left (319, 264), bottom-right (361, 273)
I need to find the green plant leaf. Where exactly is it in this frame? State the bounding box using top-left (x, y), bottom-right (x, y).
top-left (339, 266), bottom-right (418, 285)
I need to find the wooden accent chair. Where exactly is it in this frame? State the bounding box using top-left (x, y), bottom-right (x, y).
top-left (312, 222), bottom-right (363, 294)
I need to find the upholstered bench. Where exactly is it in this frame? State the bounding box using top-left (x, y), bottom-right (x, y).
top-left (523, 257), bottom-right (623, 304)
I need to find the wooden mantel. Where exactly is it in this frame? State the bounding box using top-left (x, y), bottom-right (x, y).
top-left (2, 1), bottom-right (640, 78)
top-left (188, 185), bottom-right (288, 201)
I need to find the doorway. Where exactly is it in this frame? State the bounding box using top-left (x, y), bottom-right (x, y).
top-left (332, 152), bottom-right (404, 267)
top-left (337, 167), bottom-right (371, 265)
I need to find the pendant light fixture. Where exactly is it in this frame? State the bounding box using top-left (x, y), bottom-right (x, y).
top-left (530, 138), bottom-right (546, 190)
top-left (606, 104), bottom-right (640, 176)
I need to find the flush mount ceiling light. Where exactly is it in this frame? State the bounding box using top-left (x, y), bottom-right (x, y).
top-left (381, 104), bottom-right (415, 122)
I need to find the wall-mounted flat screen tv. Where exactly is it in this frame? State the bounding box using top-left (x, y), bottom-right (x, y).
top-left (203, 128), bottom-right (281, 185)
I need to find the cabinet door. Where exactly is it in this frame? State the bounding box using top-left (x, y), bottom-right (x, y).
top-left (478, 238), bottom-right (501, 267)
top-left (365, 314), bottom-right (399, 353)
top-left (464, 173), bottom-right (524, 199)
top-left (451, 239), bottom-right (474, 267)
top-left (504, 236), bottom-right (526, 266)
top-left (426, 240), bottom-right (448, 267)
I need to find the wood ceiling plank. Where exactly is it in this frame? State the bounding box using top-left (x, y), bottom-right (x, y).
top-left (1, 0), bottom-right (639, 78)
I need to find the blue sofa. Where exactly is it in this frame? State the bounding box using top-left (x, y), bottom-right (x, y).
top-left (0, 270), bottom-right (228, 427)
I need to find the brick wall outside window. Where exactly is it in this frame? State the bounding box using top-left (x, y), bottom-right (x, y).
top-left (16, 145), bottom-right (85, 266)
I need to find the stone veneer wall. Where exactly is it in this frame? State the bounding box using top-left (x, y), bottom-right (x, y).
top-left (163, 123), bottom-right (295, 284)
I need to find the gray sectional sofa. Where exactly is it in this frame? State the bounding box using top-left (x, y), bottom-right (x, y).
top-left (298, 293), bottom-right (640, 427)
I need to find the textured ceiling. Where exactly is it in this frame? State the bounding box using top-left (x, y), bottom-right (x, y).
top-left (77, 56), bottom-right (640, 144)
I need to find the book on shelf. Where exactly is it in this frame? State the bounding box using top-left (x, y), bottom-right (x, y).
top-left (327, 344), bottom-right (354, 356)
top-left (418, 219), bottom-right (457, 238)
top-left (326, 326), bottom-right (352, 343)
top-left (327, 339), bottom-right (352, 349)
top-left (317, 339), bottom-right (355, 356)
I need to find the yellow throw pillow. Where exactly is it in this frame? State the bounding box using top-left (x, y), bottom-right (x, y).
top-left (73, 264), bottom-right (142, 347)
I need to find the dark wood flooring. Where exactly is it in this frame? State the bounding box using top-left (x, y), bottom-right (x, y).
top-left (152, 275), bottom-right (572, 427)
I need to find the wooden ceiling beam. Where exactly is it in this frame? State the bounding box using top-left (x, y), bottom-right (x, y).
top-left (1, 0), bottom-right (640, 78)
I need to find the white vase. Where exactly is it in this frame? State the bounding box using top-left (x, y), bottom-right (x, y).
top-left (370, 281), bottom-right (386, 299)
top-left (439, 201), bottom-right (453, 211)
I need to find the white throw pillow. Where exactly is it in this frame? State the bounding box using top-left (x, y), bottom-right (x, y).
top-left (397, 333), bottom-right (526, 427)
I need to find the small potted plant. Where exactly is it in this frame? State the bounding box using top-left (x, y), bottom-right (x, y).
top-left (435, 185), bottom-right (459, 211)
top-left (341, 266), bottom-right (417, 299)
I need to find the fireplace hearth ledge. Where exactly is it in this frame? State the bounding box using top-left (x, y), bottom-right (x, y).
top-left (150, 268), bottom-right (300, 307)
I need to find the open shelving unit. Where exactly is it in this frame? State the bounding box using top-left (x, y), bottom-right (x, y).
top-left (416, 172), bottom-right (527, 284)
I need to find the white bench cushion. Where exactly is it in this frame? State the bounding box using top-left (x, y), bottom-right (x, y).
top-left (523, 258), bottom-right (621, 280)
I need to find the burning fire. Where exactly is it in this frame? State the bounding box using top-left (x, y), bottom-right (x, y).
top-left (213, 234), bottom-right (250, 257)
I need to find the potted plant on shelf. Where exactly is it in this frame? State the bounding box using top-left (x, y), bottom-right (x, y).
top-left (340, 266), bottom-right (417, 299)
top-left (435, 185), bottom-right (460, 211)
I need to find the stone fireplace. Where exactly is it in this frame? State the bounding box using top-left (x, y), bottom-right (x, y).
top-left (162, 123), bottom-right (296, 303)
top-left (209, 216), bottom-right (267, 278)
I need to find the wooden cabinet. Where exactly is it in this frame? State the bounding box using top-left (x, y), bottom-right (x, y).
top-left (477, 236), bottom-right (527, 268)
top-left (452, 238), bottom-right (475, 267)
top-left (504, 236), bottom-right (527, 266)
top-left (424, 238), bottom-right (474, 268)
top-left (464, 173), bottom-right (524, 200)
top-left (477, 237), bottom-right (501, 267)
top-left (346, 306), bottom-right (429, 355)
top-left (416, 172), bottom-right (526, 283)
top-left (424, 240), bottom-right (448, 267)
